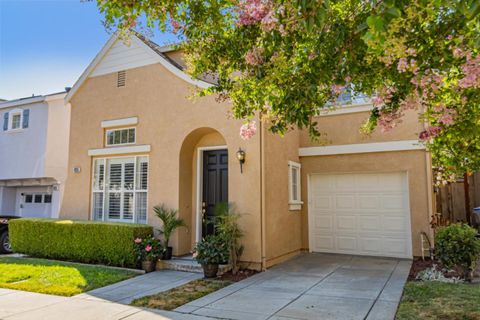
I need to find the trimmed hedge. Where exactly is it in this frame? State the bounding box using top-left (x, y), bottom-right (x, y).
top-left (9, 218), bottom-right (153, 268)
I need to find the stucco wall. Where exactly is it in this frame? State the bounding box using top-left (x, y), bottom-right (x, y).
top-left (61, 63), bottom-right (263, 266)
top-left (300, 150), bottom-right (432, 256)
top-left (44, 98), bottom-right (71, 183)
top-left (300, 109), bottom-right (422, 147)
top-left (261, 107), bottom-right (432, 262)
top-left (263, 129), bottom-right (303, 266)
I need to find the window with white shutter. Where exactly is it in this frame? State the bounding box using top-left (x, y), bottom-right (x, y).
top-left (92, 156), bottom-right (148, 223)
top-left (3, 108), bottom-right (29, 131)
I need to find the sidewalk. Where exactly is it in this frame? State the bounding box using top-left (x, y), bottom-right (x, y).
top-left (0, 270), bottom-right (204, 320)
top-left (0, 287), bottom-right (208, 320)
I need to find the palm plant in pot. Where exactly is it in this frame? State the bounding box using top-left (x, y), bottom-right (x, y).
top-left (154, 204), bottom-right (187, 260)
top-left (134, 237), bottom-right (163, 273)
top-left (193, 234), bottom-right (229, 278)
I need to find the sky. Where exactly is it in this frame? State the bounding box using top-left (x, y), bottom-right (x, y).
top-left (0, 0), bottom-right (177, 100)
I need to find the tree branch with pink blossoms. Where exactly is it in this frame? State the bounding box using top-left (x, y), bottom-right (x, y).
top-left (97, 0), bottom-right (480, 183)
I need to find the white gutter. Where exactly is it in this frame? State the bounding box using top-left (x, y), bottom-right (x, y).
top-left (0, 96), bottom-right (45, 110)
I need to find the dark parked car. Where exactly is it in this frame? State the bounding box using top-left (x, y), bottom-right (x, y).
top-left (0, 216), bottom-right (19, 254)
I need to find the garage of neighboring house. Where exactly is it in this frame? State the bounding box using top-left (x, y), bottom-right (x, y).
top-left (0, 180), bottom-right (61, 219)
top-left (16, 187), bottom-right (53, 218)
top-left (308, 172), bottom-right (413, 258)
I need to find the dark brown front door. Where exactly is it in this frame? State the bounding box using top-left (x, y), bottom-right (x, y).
top-left (202, 149), bottom-right (228, 237)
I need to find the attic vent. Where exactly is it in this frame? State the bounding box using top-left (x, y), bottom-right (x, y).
top-left (117, 70), bottom-right (126, 87)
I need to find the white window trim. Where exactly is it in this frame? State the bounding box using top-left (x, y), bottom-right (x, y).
top-left (101, 117), bottom-right (138, 128)
top-left (91, 155), bottom-right (149, 224)
top-left (105, 127), bottom-right (136, 147)
top-left (7, 108), bottom-right (24, 132)
top-left (88, 144), bottom-right (150, 156)
top-left (288, 161), bottom-right (303, 211)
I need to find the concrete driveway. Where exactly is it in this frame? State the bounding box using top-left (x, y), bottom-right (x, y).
top-left (177, 253), bottom-right (411, 320)
top-left (0, 253), bottom-right (410, 320)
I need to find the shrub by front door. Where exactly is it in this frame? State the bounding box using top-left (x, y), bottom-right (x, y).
top-left (202, 149), bottom-right (228, 237)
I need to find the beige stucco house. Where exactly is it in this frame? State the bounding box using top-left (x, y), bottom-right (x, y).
top-left (61, 32), bottom-right (434, 270)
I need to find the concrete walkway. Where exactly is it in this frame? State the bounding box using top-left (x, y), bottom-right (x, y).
top-left (78, 270), bottom-right (202, 304)
top-left (176, 253), bottom-right (411, 320)
top-left (0, 253), bottom-right (410, 320)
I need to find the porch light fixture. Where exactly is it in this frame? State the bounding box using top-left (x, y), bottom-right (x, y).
top-left (236, 148), bottom-right (246, 173)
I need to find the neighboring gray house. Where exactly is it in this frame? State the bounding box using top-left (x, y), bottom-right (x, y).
top-left (0, 92), bottom-right (70, 218)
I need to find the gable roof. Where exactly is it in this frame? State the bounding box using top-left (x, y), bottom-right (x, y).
top-left (65, 32), bottom-right (213, 103)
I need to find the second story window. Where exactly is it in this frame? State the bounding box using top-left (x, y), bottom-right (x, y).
top-left (3, 108), bottom-right (30, 132)
top-left (106, 127), bottom-right (136, 146)
top-left (11, 113), bottom-right (21, 130)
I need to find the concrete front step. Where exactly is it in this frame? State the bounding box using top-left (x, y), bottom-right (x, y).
top-left (157, 258), bottom-right (231, 275)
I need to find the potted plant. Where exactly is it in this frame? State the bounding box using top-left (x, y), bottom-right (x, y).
top-left (193, 234), bottom-right (229, 278)
top-left (134, 237), bottom-right (163, 272)
top-left (154, 204), bottom-right (187, 260)
top-left (215, 202), bottom-right (244, 275)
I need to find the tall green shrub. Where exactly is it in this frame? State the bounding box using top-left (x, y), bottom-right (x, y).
top-left (9, 218), bottom-right (152, 267)
top-left (435, 223), bottom-right (480, 278)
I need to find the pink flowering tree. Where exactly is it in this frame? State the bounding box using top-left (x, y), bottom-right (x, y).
top-left (97, 0), bottom-right (480, 183)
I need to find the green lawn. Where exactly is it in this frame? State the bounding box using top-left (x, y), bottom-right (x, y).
top-left (396, 281), bottom-right (480, 320)
top-left (131, 279), bottom-right (232, 310)
top-left (0, 257), bottom-right (138, 296)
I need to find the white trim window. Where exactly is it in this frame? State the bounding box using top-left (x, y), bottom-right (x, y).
top-left (3, 108), bottom-right (29, 132)
top-left (288, 161), bottom-right (303, 211)
top-left (11, 113), bottom-right (21, 130)
top-left (92, 156), bottom-right (148, 223)
top-left (105, 127), bottom-right (136, 146)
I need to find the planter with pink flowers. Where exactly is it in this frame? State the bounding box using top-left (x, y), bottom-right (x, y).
top-left (134, 237), bottom-right (163, 273)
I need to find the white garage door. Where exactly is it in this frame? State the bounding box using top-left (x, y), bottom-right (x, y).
top-left (16, 188), bottom-right (53, 218)
top-left (308, 172), bottom-right (412, 258)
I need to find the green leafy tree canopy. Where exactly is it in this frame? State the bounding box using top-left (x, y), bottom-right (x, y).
top-left (97, 0), bottom-right (480, 184)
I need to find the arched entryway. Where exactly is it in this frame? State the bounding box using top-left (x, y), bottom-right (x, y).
top-left (177, 127), bottom-right (228, 255)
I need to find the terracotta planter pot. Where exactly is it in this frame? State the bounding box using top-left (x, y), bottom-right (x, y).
top-left (142, 260), bottom-right (156, 273)
top-left (202, 263), bottom-right (219, 278)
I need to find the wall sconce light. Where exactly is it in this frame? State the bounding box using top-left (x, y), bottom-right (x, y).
top-left (236, 148), bottom-right (246, 173)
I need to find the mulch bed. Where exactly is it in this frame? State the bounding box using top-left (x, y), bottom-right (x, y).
top-left (217, 269), bottom-right (259, 282)
top-left (408, 257), bottom-right (467, 280)
top-left (408, 258), bottom-right (434, 280)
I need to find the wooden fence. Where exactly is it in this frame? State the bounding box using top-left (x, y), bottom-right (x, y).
top-left (435, 172), bottom-right (480, 224)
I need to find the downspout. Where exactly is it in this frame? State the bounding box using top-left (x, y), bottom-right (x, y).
top-left (425, 150), bottom-right (435, 240)
top-left (423, 114), bottom-right (435, 242)
top-left (260, 119), bottom-right (267, 271)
